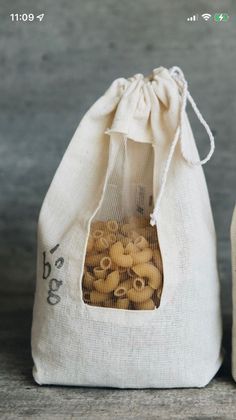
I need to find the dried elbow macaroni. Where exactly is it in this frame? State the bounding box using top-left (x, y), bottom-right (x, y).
top-left (82, 216), bottom-right (163, 310)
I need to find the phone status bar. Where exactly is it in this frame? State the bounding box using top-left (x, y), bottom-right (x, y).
top-left (187, 13), bottom-right (230, 22)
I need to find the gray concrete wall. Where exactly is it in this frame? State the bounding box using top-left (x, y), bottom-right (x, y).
top-left (0, 0), bottom-right (235, 315)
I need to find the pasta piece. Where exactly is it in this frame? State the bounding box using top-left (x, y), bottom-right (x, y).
top-left (86, 235), bottom-right (94, 253)
top-left (110, 241), bottom-right (133, 268)
top-left (134, 235), bottom-right (149, 250)
top-left (127, 230), bottom-right (140, 241)
top-left (103, 298), bottom-right (117, 308)
top-left (118, 278), bottom-right (134, 291)
top-left (110, 264), bottom-right (127, 275)
top-left (91, 221), bottom-right (105, 231)
top-left (134, 299), bottom-right (155, 310)
top-left (113, 264), bottom-right (122, 273)
top-left (127, 267), bottom-right (136, 277)
top-left (92, 229), bottom-right (104, 240)
top-left (94, 271), bottom-right (120, 293)
top-left (116, 298), bottom-right (129, 309)
top-left (153, 289), bottom-right (161, 307)
top-left (127, 286), bottom-right (154, 303)
top-left (82, 270), bottom-right (95, 290)
top-left (131, 248), bottom-right (153, 265)
top-left (106, 220), bottom-right (119, 233)
top-left (100, 256), bottom-right (112, 270)
top-left (116, 234), bottom-right (131, 246)
top-left (124, 242), bottom-right (139, 254)
top-left (93, 266), bottom-right (107, 279)
top-left (132, 263), bottom-right (162, 290)
top-left (117, 270), bottom-right (129, 282)
top-left (156, 287), bottom-right (162, 300)
top-left (85, 252), bottom-right (108, 267)
top-left (119, 266), bottom-right (128, 273)
top-left (133, 277), bottom-right (145, 291)
top-left (95, 237), bottom-right (109, 251)
top-left (90, 290), bottom-right (111, 304)
top-left (105, 233), bottom-right (117, 245)
top-left (83, 290), bottom-right (91, 303)
top-left (114, 285), bottom-right (127, 298)
top-left (152, 249), bottom-right (163, 274)
top-left (138, 227), bottom-right (157, 241)
top-left (121, 223), bottom-right (133, 235)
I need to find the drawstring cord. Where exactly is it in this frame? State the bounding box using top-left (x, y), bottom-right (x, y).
top-left (150, 66), bottom-right (215, 226)
top-left (122, 134), bottom-right (131, 217)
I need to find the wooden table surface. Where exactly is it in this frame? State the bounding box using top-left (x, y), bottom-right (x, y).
top-left (0, 296), bottom-right (235, 420)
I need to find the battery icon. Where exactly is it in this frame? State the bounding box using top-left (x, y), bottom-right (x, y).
top-left (214, 13), bottom-right (229, 22)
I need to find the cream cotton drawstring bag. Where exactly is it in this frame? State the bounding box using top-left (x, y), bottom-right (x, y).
top-left (31, 66), bottom-right (222, 388)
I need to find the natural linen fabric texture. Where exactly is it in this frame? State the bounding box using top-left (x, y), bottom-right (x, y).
top-left (31, 67), bottom-right (222, 388)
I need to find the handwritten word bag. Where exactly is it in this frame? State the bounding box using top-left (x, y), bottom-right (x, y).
top-left (32, 67), bottom-right (222, 388)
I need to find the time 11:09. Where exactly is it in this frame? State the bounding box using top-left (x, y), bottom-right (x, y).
top-left (10, 13), bottom-right (44, 22)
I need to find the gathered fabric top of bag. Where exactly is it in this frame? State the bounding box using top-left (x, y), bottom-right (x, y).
top-left (103, 66), bottom-right (215, 225)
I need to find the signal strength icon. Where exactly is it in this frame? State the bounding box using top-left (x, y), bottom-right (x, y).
top-left (202, 13), bottom-right (212, 21)
top-left (187, 14), bottom-right (198, 21)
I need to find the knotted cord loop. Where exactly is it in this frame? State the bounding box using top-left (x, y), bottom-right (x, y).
top-left (150, 66), bottom-right (215, 226)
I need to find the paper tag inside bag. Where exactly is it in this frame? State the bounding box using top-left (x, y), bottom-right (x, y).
top-left (135, 185), bottom-right (153, 216)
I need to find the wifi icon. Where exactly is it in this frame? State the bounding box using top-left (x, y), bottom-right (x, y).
top-left (202, 13), bottom-right (212, 21)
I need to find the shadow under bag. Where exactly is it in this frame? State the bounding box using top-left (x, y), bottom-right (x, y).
top-left (31, 67), bottom-right (222, 388)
